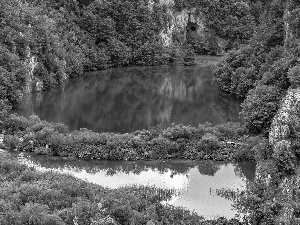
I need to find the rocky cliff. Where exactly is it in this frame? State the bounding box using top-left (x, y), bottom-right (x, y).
top-left (269, 89), bottom-right (300, 224)
top-left (153, 0), bottom-right (224, 54)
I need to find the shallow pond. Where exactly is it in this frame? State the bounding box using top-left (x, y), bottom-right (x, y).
top-left (16, 64), bottom-right (242, 133)
top-left (15, 152), bottom-right (256, 219)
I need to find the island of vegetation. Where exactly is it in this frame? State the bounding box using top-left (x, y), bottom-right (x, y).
top-left (1, 0), bottom-right (300, 224)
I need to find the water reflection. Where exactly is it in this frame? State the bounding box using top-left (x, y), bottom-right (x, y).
top-left (16, 152), bottom-right (255, 219)
top-left (16, 65), bottom-right (242, 133)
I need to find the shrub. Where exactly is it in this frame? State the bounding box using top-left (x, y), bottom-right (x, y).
top-left (134, 40), bottom-right (170, 66)
top-left (214, 122), bottom-right (247, 140)
top-left (214, 45), bottom-right (261, 97)
top-left (3, 135), bottom-right (21, 150)
top-left (182, 45), bottom-right (196, 66)
top-left (187, 32), bottom-right (213, 55)
top-left (234, 136), bottom-right (268, 161)
top-left (240, 85), bottom-right (284, 134)
top-left (3, 114), bottom-right (29, 135)
top-left (273, 145), bottom-right (297, 175)
top-left (33, 147), bottom-right (52, 155)
top-left (288, 65), bottom-right (300, 88)
top-left (2, 113), bottom-right (253, 162)
top-left (259, 57), bottom-right (291, 90)
top-left (106, 38), bottom-right (131, 67)
top-left (162, 124), bottom-right (196, 140)
top-left (71, 200), bottom-right (98, 225)
top-left (149, 136), bottom-right (170, 159)
top-left (196, 133), bottom-right (220, 156)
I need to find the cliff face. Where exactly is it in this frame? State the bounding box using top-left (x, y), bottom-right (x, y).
top-left (269, 89), bottom-right (300, 224)
top-left (159, 8), bottom-right (208, 45)
top-left (153, 0), bottom-right (224, 53)
top-left (253, 3), bottom-right (300, 223)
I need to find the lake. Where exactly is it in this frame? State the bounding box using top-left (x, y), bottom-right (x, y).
top-left (15, 152), bottom-right (256, 219)
top-left (10, 61), bottom-right (250, 219)
top-left (16, 63), bottom-right (242, 133)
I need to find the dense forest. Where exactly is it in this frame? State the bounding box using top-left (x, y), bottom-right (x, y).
top-left (1, 0), bottom-right (300, 224)
top-left (0, 0), bottom-right (257, 115)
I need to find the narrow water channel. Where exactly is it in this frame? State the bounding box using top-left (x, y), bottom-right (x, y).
top-left (16, 63), bottom-right (242, 133)
top-left (15, 152), bottom-right (256, 219)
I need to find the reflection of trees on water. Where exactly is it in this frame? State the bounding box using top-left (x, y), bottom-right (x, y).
top-left (210, 88), bottom-right (243, 124)
top-left (18, 153), bottom-right (256, 180)
top-left (233, 162), bottom-right (256, 181)
top-left (19, 153), bottom-right (194, 176)
top-left (17, 65), bottom-right (242, 133)
top-left (197, 163), bottom-right (221, 176)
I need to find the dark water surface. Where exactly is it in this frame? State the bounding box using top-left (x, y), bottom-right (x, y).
top-left (16, 64), bottom-right (242, 133)
top-left (15, 152), bottom-right (255, 219)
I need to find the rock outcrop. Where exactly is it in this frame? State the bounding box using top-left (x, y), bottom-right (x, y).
top-left (255, 89), bottom-right (300, 224)
top-left (154, 1), bottom-right (223, 54)
top-left (270, 89), bottom-right (300, 224)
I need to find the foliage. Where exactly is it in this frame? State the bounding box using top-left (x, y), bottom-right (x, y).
top-left (134, 40), bottom-right (170, 66)
top-left (240, 85), bottom-right (284, 134)
top-left (187, 0), bottom-right (256, 43)
top-left (2, 114), bottom-right (255, 162)
top-left (187, 32), bottom-right (218, 55)
top-left (0, 0), bottom-right (193, 116)
top-left (3, 135), bottom-right (21, 150)
top-left (0, 155), bottom-right (243, 224)
top-left (182, 45), bottom-right (196, 65)
top-left (288, 64), bottom-right (300, 88)
top-left (214, 0), bottom-right (291, 133)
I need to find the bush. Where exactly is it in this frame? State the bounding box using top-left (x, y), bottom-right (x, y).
top-left (2, 113), bottom-right (254, 162)
top-left (3, 114), bottom-right (30, 135)
top-left (288, 65), bottom-right (300, 88)
top-left (240, 85), bottom-right (284, 134)
top-left (196, 133), bottom-right (220, 157)
top-left (214, 45), bottom-right (262, 97)
top-left (33, 147), bottom-right (52, 155)
top-left (3, 135), bottom-right (21, 150)
top-left (234, 136), bottom-right (268, 161)
top-left (182, 45), bottom-right (196, 65)
top-left (106, 38), bottom-right (131, 67)
top-left (134, 40), bottom-right (170, 66)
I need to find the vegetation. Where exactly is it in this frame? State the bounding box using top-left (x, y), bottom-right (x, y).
top-left (0, 0), bottom-right (261, 115)
top-left (1, 0), bottom-right (300, 223)
top-left (2, 154), bottom-right (248, 224)
top-left (213, 0), bottom-right (300, 223)
top-left (214, 0), bottom-right (294, 134)
top-left (2, 114), bottom-right (261, 162)
top-left (0, 0), bottom-right (185, 115)
top-left (187, 0), bottom-right (256, 43)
